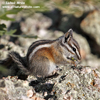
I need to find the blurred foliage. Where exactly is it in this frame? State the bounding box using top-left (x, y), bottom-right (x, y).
top-left (0, 7), bottom-right (22, 36)
top-left (0, 8), bottom-right (23, 21)
top-left (0, 0), bottom-right (100, 39)
top-left (0, 0), bottom-right (50, 38)
top-left (0, 65), bottom-right (9, 75)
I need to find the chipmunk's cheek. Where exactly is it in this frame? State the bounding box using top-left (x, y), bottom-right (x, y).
top-left (67, 56), bottom-right (79, 66)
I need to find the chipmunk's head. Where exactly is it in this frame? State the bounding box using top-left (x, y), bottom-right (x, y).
top-left (60, 29), bottom-right (81, 66)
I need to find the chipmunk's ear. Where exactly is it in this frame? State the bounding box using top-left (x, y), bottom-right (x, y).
top-left (64, 29), bottom-right (73, 42)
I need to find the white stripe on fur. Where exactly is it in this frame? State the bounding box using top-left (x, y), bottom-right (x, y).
top-left (29, 44), bottom-right (51, 60)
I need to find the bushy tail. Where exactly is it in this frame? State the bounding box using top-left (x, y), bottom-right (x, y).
top-left (0, 51), bottom-right (30, 75)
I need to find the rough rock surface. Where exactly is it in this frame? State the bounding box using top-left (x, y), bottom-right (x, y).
top-left (81, 10), bottom-right (100, 45)
top-left (80, 9), bottom-right (100, 55)
top-left (0, 65), bottom-right (100, 100)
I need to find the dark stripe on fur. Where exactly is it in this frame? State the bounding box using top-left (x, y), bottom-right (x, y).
top-left (69, 38), bottom-right (81, 60)
top-left (27, 40), bottom-right (56, 61)
top-left (60, 42), bottom-right (74, 54)
top-left (72, 38), bottom-right (81, 60)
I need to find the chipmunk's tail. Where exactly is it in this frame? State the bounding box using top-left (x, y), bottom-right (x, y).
top-left (0, 51), bottom-right (30, 75)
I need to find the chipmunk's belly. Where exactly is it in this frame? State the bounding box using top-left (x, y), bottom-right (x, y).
top-left (48, 61), bottom-right (56, 74)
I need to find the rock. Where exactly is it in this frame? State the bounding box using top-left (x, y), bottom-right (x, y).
top-left (51, 65), bottom-right (100, 100)
top-left (80, 9), bottom-right (100, 54)
top-left (43, 8), bottom-right (62, 30)
top-left (81, 10), bottom-right (100, 44)
top-left (81, 54), bottom-right (100, 69)
top-left (19, 13), bottom-right (63, 48)
top-left (0, 65), bottom-right (100, 99)
top-left (21, 13), bottom-right (52, 34)
top-left (58, 14), bottom-right (77, 32)
top-left (0, 38), bottom-right (26, 59)
top-left (0, 88), bottom-right (9, 100)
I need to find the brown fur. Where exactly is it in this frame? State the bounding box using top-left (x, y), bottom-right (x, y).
top-left (33, 47), bottom-right (55, 62)
top-left (0, 29), bottom-right (81, 78)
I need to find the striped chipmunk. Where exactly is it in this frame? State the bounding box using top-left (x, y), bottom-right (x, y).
top-left (0, 29), bottom-right (81, 77)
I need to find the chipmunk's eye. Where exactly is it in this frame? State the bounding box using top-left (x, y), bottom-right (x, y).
top-left (72, 47), bottom-right (76, 52)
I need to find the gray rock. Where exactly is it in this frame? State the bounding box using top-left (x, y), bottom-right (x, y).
top-left (80, 10), bottom-right (100, 54)
top-left (0, 65), bottom-right (100, 100)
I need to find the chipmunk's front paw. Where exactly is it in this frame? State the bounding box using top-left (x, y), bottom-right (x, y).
top-left (46, 69), bottom-right (59, 78)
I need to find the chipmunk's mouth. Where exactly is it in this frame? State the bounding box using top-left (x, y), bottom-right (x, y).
top-left (67, 57), bottom-right (79, 66)
top-left (67, 57), bottom-right (77, 61)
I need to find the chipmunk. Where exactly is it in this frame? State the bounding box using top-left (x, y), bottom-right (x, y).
top-left (0, 29), bottom-right (81, 77)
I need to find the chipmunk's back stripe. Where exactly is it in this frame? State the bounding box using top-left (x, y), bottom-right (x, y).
top-left (27, 40), bottom-right (56, 61)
